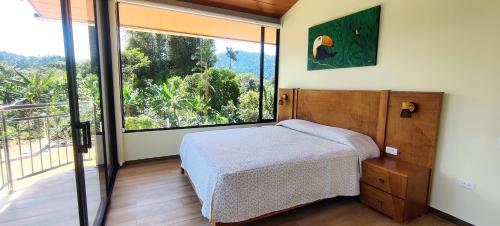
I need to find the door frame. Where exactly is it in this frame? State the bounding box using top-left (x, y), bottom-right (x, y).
top-left (59, 0), bottom-right (122, 225)
top-left (59, 0), bottom-right (90, 224)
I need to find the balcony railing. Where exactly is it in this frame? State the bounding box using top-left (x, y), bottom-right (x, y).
top-left (0, 101), bottom-right (98, 192)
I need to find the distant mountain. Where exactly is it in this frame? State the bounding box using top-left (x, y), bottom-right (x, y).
top-left (1, 50), bottom-right (277, 80)
top-left (215, 51), bottom-right (276, 80)
top-left (0, 51), bottom-right (65, 69)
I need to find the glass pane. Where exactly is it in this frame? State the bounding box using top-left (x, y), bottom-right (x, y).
top-left (0, 0), bottom-right (80, 225)
top-left (70, 0), bottom-right (108, 224)
top-left (118, 3), bottom-right (265, 130)
top-left (263, 27), bottom-right (278, 120)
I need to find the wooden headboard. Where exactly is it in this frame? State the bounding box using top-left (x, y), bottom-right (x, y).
top-left (289, 89), bottom-right (388, 150)
top-left (278, 88), bottom-right (443, 169)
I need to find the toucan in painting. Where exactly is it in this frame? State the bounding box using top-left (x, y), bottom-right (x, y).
top-left (312, 35), bottom-right (337, 60)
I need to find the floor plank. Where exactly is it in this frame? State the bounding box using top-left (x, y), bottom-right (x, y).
top-left (0, 165), bottom-right (105, 226)
top-left (106, 159), bottom-right (454, 226)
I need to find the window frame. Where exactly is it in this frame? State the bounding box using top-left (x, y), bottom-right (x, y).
top-left (115, 3), bottom-right (280, 133)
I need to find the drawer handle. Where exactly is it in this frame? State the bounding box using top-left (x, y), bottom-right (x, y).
top-left (378, 178), bottom-right (385, 184)
top-left (377, 199), bottom-right (384, 205)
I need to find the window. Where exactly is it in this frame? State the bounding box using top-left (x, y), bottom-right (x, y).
top-left (117, 3), bottom-right (279, 131)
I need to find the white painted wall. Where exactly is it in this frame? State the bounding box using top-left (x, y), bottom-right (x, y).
top-left (123, 123), bottom-right (273, 161)
top-left (280, 0), bottom-right (500, 225)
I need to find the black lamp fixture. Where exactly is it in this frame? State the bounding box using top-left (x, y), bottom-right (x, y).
top-left (400, 101), bottom-right (417, 118)
top-left (278, 94), bottom-right (288, 105)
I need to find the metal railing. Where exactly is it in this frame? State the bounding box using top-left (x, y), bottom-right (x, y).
top-left (0, 101), bottom-right (98, 192)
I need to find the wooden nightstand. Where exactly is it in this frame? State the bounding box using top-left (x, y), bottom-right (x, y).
top-left (360, 156), bottom-right (431, 223)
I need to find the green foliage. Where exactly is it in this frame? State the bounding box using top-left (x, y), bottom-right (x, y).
top-left (221, 100), bottom-right (238, 123)
top-left (0, 56), bottom-right (101, 140)
top-left (238, 91), bottom-right (259, 122)
top-left (118, 31), bottom-right (276, 130)
top-left (237, 73), bottom-right (259, 93)
top-left (125, 115), bottom-right (161, 131)
top-left (121, 47), bottom-right (151, 86)
top-left (200, 68), bottom-right (240, 112)
top-left (191, 39), bottom-right (217, 73)
top-left (125, 31), bottom-right (169, 82)
top-left (1, 29), bottom-right (279, 134)
top-left (146, 76), bottom-right (187, 127)
top-left (0, 60), bottom-right (67, 105)
top-left (262, 80), bottom-right (275, 119)
top-left (167, 36), bottom-right (200, 77)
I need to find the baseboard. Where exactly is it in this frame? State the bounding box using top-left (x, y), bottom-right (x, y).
top-left (122, 155), bottom-right (180, 166)
top-left (429, 207), bottom-right (475, 226)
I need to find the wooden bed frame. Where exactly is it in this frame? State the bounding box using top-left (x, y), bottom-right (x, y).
top-left (181, 88), bottom-right (444, 226)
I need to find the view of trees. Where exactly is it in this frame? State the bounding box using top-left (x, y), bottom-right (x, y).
top-left (0, 29), bottom-right (277, 134)
top-left (120, 30), bottom-right (277, 130)
top-left (0, 51), bottom-right (101, 139)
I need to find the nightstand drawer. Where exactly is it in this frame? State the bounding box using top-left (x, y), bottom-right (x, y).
top-left (361, 183), bottom-right (404, 221)
top-left (361, 162), bottom-right (407, 198)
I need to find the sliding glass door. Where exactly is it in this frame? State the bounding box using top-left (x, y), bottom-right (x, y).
top-left (65, 0), bottom-right (111, 223)
top-left (0, 0), bottom-right (83, 224)
top-left (61, 0), bottom-right (110, 224)
top-left (0, 0), bottom-right (110, 225)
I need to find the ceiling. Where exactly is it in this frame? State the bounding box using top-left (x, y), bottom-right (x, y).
top-left (118, 3), bottom-right (277, 44)
top-left (174, 0), bottom-right (299, 18)
top-left (27, 0), bottom-right (278, 44)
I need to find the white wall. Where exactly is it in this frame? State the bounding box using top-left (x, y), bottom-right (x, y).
top-left (280, 0), bottom-right (500, 225)
top-left (123, 123), bottom-right (272, 161)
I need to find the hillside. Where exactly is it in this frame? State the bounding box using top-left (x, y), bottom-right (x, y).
top-left (0, 50), bottom-right (277, 80)
top-left (215, 51), bottom-right (276, 80)
top-left (0, 51), bottom-right (65, 69)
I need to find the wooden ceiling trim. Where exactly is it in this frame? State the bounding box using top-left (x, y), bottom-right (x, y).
top-left (175, 0), bottom-right (298, 18)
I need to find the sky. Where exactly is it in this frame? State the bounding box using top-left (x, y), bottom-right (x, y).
top-left (0, 0), bottom-right (92, 60)
top-left (0, 0), bottom-right (275, 61)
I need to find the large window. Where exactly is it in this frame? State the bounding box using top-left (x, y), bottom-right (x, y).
top-left (117, 3), bottom-right (279, 131)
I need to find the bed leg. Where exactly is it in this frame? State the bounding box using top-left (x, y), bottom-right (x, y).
top-left (180, 167), bottom-right (185, 175)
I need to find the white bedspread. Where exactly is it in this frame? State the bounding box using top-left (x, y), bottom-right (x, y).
top-left (179, 120), bottom-right (379, 223)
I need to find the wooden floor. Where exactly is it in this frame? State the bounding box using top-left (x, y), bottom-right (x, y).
top-left (0, 165), bottom-right (104, 226)
top-left (106, 159), bottom-right (454, 226)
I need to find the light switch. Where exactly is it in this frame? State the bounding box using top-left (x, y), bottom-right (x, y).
top-left (385, 146), bottom-right (398, 155)
top-left (458, 178), bottom-right (476, 191)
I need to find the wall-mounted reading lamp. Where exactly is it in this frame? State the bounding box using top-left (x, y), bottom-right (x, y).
top-left (278, 94), bottom-right (288, 105)
top-left (400, 101), bottom-right (417, 118)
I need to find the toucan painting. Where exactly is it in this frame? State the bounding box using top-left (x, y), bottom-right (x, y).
top-left (307, 6), bottom-right (381, 71)
top-left (312, 35), bottom-right (337, 60)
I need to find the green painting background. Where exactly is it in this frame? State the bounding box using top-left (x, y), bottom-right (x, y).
top-left (307, 6), bottom-right (381, 71)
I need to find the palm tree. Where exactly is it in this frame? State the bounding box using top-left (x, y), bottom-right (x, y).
top-left (0, 63), bottom-right (65, 105)
top-left (225, 47), bottom-right (238, 69)
top-left (191, 39), bottom-right (217, 73)
top-left (191, 39), bottom-right (217, 102)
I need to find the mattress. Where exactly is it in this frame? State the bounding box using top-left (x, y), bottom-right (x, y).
top-left (179, 120), bottom-right (380, 223)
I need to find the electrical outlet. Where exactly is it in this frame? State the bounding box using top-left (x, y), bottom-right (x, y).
top-left (458, 178), bottom-right (476, 191)
top-left (385, 146), bottom-right (398, 155)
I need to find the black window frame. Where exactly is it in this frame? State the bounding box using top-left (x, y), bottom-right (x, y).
top-left (115, 2), bottom-right (280, 133)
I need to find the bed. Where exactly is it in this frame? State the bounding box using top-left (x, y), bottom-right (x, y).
top-left (179, 119), bottom-right (380, 224)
